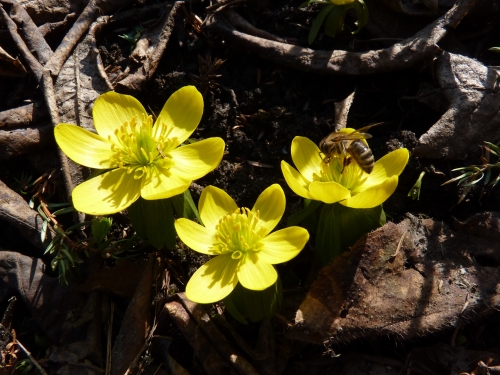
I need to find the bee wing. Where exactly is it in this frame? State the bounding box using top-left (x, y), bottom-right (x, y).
top-left (355, 122), bottom-right (386, 133)
top-left (336, 132), bottom-right (373, 141)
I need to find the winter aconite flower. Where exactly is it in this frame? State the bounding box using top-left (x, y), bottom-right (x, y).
top-left (174, 184), bottom-right (309, 304)
top-left (54, 86), bottom-right (224, 215)
top-left (281, 134), bottom-right (409, 208)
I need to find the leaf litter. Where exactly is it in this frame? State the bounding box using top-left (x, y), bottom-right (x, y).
top-left (0, 0), bottom-right (500, 374)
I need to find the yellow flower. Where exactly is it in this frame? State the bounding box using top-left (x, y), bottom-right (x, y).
top-left (281, 133), bottom-right (409, 208)
top-left (54, 86), bottom-right (225, 215)
top-left (174, 184), bottom-right (309, 304)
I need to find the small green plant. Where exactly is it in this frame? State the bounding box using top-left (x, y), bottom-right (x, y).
top-left (118, 26), bottom-right (144, 46)
top-left (38, 202), bottom-right (144, 283)
top-left (301, 0), bottom-right (369, 44)
top-left (408, 171), bottom-right (425, 200)
top-left (442, 141), bottom-right (500, 203)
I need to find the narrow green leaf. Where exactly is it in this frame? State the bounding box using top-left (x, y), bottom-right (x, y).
top-left (324, 7), bottom-right (346, 38)
top-left (484, 141), bottom-right (500, 153)
top-left (51, 257), bottom-right (59, 271)
top-left (60, 245), bottom-right (75, 267)
top-left (170, 189), bottom-right (202, 223)
top-left (184, 189), bottom-right (202, 223)
top-left (308, 4), bottom-right (334, 44)
top-left (484, 168), bottom-right (492, 185)
top-left (44, 237), bottom-right (58, 255)
top-left (46, 202), bottom-right (72, 209)
top-left (51, 207), bottom-right (74, 216)
top-left (351, 0), bottom-right (369, 34)
top-left (41, 220), bottom-right (48, 243)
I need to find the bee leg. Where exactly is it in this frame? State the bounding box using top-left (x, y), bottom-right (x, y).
top-left (340, 157), bottom-right (352, 174)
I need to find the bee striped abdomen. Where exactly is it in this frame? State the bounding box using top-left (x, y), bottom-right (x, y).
top-left (348, 140), bottom-right (374, 174)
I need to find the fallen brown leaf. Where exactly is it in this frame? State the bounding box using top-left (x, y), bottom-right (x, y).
top-left (414, 52), bottom-right (500, 160)
top-left (289, 214), bottom-right (500, 344)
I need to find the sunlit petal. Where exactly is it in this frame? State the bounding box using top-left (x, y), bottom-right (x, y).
top-left (169, 138), bottom-right (224, 180)
top-left (291, 136), bottom-right (323, 181)
top-left (358, 148), bottom-right (409, 190)
top-left (92, 91), bottom-right (147, 142)
top-left (258, 227), bottom-right (309, 264)
top-left (72, 169), bottom-right (142, 215)
top-left (141, 164), bottom-right (191, 200)
top-left (175, 218), bottom-right (217, 254)
top-left (55, 124), bottom-right (116, 169)
top-left (309, 181), bottom-right (351, 204)
top-left (252, 184), bottom-right (285, 236)
top-left (199, 186), bottom-right (238, 230)
top-left (281, 161), bottom-right (314, 199)
top-left (341, 175), bottom-right (398, 208)
top-left (153, 86), bottom-right (203, 145)
top-left (237, 253), bottom-right (277, 290)
top-left (185, 254), bottom-right (239, 303)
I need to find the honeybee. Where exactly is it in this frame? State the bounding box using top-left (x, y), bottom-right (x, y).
top-left (319, 124), bottom-right (382, 174)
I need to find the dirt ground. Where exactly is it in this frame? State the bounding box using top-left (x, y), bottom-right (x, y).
top-left (1, 0), bottom-right (500, 374)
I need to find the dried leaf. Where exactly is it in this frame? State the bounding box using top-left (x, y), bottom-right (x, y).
top-left (0, 179), bottom-right (52, 248)
top-left (111, 256), bottom-right (154, 375)
top-left (414, 52), bottom-right (500, 160)
top-left (289, 214), bottom-right (500, 344)
top-left (116, 2), bottom-right (181, 92)
top-left (0, 46), bottom-right (27, 77)
top-left (53, 16), bottom-right (113, 197)
top-left (0, 251), bottom-right (91, 343)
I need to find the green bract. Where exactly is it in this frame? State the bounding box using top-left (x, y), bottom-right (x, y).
top-left (281, 132), bottom-right (409, 208)
top-left (54, 86), bottom-right (225, 215)
top-left (174, 184), bottom-right (310, 304)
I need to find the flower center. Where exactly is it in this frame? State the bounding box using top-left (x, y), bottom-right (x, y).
top-left (317, 155), bottom-right (367, 193)
top-left (109, 114), bottom-right (177, 179)
top-left (211, 208), bottom-right (267, 258)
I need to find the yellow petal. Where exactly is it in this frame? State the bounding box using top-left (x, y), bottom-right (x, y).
top-left (169, 137), bottom-right (224, 180)
top-left (309, 181), bottom-right (351, 204)
top-left (185, 254), bottom-right (239, 304)
top-left (291, 136), bottom-right (323, 181)
top-left (92, 91), bottom-right (147, 142)
top-left (252, 184), bottom-right (285, 236)
top-left (281, 161), bottom-right (314, 199)
top-left (341, 175), bottom-right (399, 208)
top-left (141, 164), bottom-right (191, 200)
top-left (153, 86), bottom-right (203, 145)
top-left (175, 218), bottom-right (217, 254)
top-left (54, 124), bottom-right (116, 169)
top-left (199, 186), bottom-right (238, 230)
top-left (359, 148), bottom-right (409, 190)
top-left (72, 168), bottom-right (142, 215)
top-left (258, 227), bottom-right (309, 264)
top-left (237, 252), bottom-right (277, 290)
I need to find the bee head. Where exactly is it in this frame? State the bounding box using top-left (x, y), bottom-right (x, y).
top-left (319, 139), bottom-right (329, 154)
